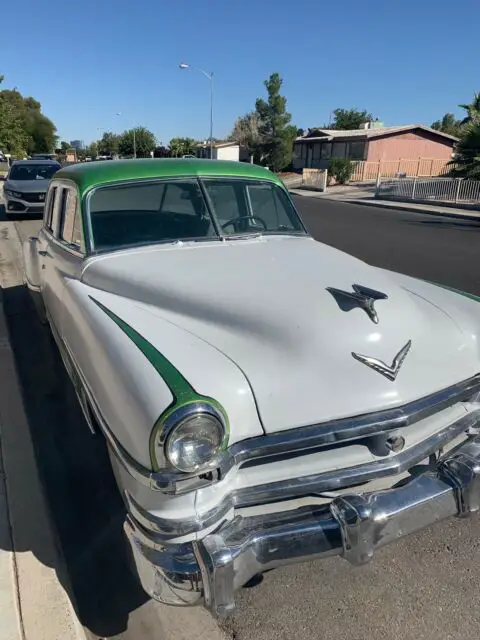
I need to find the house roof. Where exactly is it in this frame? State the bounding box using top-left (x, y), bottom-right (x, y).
top-left (196, 140), bottom-right (239, 148)
top-left (296, 124), bottom-right (459, 143)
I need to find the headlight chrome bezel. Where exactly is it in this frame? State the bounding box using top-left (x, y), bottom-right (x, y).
top-left (152, 400), bottom-right (229, 474)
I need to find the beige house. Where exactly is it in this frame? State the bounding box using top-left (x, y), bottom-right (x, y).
top-left (196, 141), bottom-right (250, 162)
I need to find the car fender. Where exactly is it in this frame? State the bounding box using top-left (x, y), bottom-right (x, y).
top-left (60, 280), bottom-right (264, 470)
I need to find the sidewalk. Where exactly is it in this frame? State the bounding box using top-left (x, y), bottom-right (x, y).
top-left (290, 186), bottom-right (480, 220)
top-left (0, 221), bottom-right (85, 640)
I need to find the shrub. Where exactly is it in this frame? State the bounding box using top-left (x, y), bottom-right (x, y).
top-left (328, 158), bottom-right (355, 184)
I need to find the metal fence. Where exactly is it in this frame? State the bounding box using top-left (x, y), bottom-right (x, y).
top-left (376, 177), bottom-right (480, 205)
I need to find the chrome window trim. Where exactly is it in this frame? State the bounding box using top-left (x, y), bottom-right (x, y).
top-left (83, 175), bottom-right (308, 255)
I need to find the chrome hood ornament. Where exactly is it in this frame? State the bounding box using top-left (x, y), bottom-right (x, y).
top-left (326, 284), bottom-right (388, 324)
top-left (352, 340), bottom-right (412, 381)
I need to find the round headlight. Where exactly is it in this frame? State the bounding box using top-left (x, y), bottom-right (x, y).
top-left (165, 411), bottom-right (224, 473)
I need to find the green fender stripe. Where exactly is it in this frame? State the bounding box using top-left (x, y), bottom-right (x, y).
top-left (90, 296), bottom-right (229, 470)
top-left (425, 281), bottom-right (480, 303)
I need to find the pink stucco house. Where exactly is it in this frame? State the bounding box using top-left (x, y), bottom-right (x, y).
top-left (293, 124), bottom-right (458, 170)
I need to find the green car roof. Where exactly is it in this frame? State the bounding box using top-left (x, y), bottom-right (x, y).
top-left (55, 159), bottom-right (283, 197)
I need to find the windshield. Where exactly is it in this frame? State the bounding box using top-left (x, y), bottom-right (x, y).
top-left (88, 178), bottom-right (306, 252)
top-left (9, 163), bottom-right (60, 181)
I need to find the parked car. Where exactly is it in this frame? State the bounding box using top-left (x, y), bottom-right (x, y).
top-left (23, 159), bottom-right (480, 616)
top-left (3, 159), bottom-right (61, 215)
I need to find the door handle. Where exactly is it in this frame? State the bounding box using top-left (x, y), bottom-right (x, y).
top-left (38, 250), bottom-right (50, 257)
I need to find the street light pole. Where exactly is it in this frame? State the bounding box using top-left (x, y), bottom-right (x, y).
top-left (179, 63), bottom-right (214, 159)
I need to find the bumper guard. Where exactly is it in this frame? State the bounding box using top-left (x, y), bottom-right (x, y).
top-left (125, 435), bottom-right (480, 617)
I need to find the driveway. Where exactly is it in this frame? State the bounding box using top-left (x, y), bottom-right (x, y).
top-left (5, 197), bottom-right (480, 640)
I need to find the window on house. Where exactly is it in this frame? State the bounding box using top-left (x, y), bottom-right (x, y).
top-left (332, 142), bottom-right (347, 158)
top-left (321, 143), bottom-right (331, 159)
top-left (312, 143), bottom-right (321, 161)
top-left (348, 141), bottom-right (366, 160)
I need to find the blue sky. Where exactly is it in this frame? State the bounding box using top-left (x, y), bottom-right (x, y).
top-left (2, 0), bottom-right (478, 146)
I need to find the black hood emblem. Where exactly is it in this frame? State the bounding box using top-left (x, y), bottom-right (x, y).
top-left (326, 284), bottom-right (388, 324)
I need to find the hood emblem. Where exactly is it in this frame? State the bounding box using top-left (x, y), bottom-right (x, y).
top-left (352, 340), bottom-right (412, 381)
top-left (326, 284), bottom-right (388, 324)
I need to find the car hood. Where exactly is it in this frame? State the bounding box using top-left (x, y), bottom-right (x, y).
top-left (5, 179), bottom-right (50, 193)
top-left (82, 237), bottom-right (480, 433)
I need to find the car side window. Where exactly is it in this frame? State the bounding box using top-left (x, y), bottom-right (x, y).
top-left (247, 183), bottom-right (296, 230)
top-left (58, 188), bottom-right (84, 252)
top-left (44, 186), bottom-right (57, 231)
top-left (50, 186), bottom-right (63, 234)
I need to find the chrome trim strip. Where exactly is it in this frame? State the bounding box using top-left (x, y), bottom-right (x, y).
top-left (231, 408), bottom-right (479, 507)
top-left (126, 409), bottom-right (480, 538)
top-left (124, 491), bottom-right (234, 539)
top-left (84, 371), bottom-right (480, 496)
top-left (220, 375), bottom-right (480, 475)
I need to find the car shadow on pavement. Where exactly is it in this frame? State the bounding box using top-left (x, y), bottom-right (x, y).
top-left (0, 203), bottom-right (43, 223)
top-left (1, 283), bottom-right (148, 637)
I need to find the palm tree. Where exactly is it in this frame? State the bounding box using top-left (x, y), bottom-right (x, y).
top-left (459, 92), bottom-right (480, 126)
top-left (450, 123), bottom-right (480, 179)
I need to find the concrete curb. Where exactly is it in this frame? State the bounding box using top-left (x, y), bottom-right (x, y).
top-left (289, 188), bottom-right (480, 222)
top-left (0, 222), bottom-right (87, 640)
top-left (345, 198), bottom-right (480, 222)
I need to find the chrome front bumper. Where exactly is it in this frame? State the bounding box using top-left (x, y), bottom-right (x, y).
top-left (124, 434), bottom-right (480, 617)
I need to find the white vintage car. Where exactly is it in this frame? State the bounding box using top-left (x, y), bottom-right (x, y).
top-left (23, 159), bottom-right (480, 616)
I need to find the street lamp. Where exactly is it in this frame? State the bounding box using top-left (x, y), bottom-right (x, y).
top-left (179, 62), bottom-right (214, 159)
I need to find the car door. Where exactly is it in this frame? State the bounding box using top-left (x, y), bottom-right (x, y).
top-left (37, 180), bottom-right (85, 338)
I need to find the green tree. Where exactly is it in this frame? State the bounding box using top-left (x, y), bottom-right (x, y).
top-left (431, 113), bottom-right (463, 138)
top-left (255, 72), bottom-right (295, 171)
top-left (98, 131), bottom-right (120, 156)
top-left (169, 137), bottom-right (197, 157)
top-left (329, 108), bottom-right (374, 130)
top-left (153, 146), bottom-right (171, 158)
top-left (230, 112), bottom-right (261, 163)
top-left (450, 123), bottom-right (480, 179)
top-left (328, 158), bottom-right (356, 184)
top-left (85, 142), bottom-right (98, 159)
top-left (119, 127), bottom-right (156, 158)
top-left (0, 97), bottom-right (28, 156)
top-left (459, 92), bottom-right (480, 126)
top-left (0, 86), bottom-right (57, 153)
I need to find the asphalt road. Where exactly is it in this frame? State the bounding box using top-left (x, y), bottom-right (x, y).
top-left (5, 198), bottom-right (480, 640)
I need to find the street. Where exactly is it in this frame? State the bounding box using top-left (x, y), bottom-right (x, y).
top-left (4, 197), bottom-right (480, 640)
